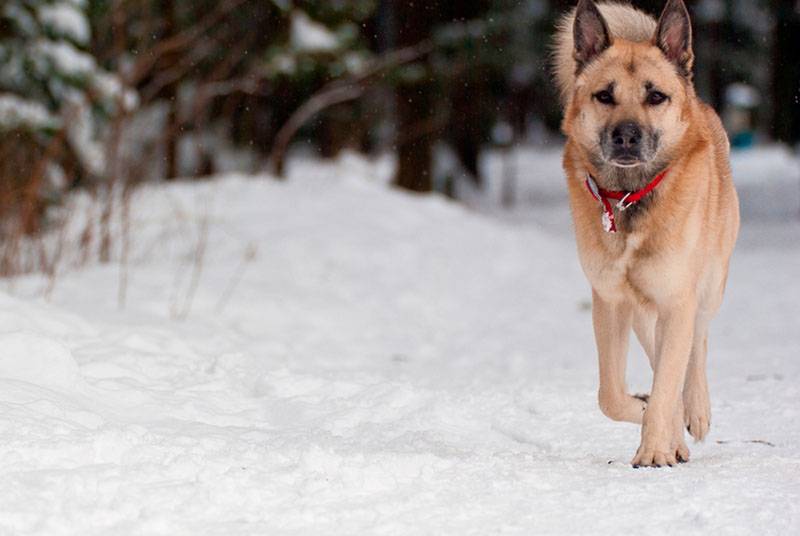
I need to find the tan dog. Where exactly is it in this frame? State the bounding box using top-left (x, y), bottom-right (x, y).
top-left (553, 0), bottom-right (739, 467)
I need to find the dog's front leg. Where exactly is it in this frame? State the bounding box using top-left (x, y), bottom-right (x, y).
top-left (632, 298), bottom-right (696, 467)
top-left (592, 291), bottom-right (647, 424)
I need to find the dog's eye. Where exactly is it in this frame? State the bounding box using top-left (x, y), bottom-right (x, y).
top-left (593, 90), bottom-right (615, 105)
top-left (646, 91), bottom-right (668, 106)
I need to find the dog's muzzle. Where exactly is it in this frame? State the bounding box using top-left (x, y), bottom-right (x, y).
top-left (602, 121), bottom-right (655, 167)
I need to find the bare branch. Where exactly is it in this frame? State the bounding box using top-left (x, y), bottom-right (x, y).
top-left (269, 39), bottom-right (435, 176)
top-left (126, 0), bottom-right (250, 86)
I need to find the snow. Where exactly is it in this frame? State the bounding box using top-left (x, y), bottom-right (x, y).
top-left (38, 2), bottom-right (91, 45)
top-left (1, 147), bottom-right (799, 534)
top-left (2, 3), bottom-right (37, 37)
top-left (291, 10), bottom-right (341, 52)
top-left (725, 82), bottom-right (760, 108)
top-left (0, 93), bottom-right (58, 130)
top-left (729, 145), bottom-right (800, 221)
top-left (31, 39), bottom-right (97, 78)
top-left (62, 93), bottom-right (107, 177)
top-left (92, 71), bottom-right (139, 111)
top-left (0, 331), bottom-right (83, 390)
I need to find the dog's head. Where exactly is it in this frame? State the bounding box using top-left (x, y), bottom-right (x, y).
top-left (565, 0), bottom-right (694, 174)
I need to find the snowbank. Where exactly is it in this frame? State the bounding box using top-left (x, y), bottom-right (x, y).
top-left (0, 148), bottom-right (798, 535)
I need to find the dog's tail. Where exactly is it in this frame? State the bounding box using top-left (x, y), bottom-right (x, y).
top-left (552, 2), bottom-right (657, 105)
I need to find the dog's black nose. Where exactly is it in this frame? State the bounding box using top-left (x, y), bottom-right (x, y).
top-left (611, 122), bottom-right (642, 149)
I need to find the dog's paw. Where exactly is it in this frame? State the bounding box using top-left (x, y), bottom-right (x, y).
top-left (675, 441), bottom-right (690, 463)
top-left (685, 412), bottom-right (710, 442)
top-left (631, 423), bottom-right (690, 467)
top-left (683, 388), bottom-right (711, 442)
top-left (631, 447), bottom-right (675, 468)
top-left (631, 443), bottom-right (687, 467)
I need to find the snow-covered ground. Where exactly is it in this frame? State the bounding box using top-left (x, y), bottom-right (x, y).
top-left (1, 146), bottom-right (799, 535)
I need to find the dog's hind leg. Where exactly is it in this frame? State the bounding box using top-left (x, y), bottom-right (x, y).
top-left (592, 291), bottom-right (648, 424)
top-left (683, 312), bottom-right (712, 441)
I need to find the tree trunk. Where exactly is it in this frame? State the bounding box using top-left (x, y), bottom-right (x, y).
top-left (770, 0), bottom-right (800, 144)
top-left (393, 1), bottom-right (437, 192)
top-left (160, 0), bottom-right (180, 180)
top-left (447, 0), bottom-right (490, 187)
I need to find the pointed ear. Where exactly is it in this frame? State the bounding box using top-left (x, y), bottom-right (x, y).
top-left (573, 0), bottom-right (612, 74)
top-left (653, 0), bottom-right (693, 77)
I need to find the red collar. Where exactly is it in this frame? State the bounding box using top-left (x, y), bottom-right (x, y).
top-left (584, 169), bottom-right (669, 233)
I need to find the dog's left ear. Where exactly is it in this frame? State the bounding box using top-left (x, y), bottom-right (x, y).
top-left (653, 0), bottom-right (693, 78)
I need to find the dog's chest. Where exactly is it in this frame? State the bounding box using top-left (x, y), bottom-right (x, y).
top-left (587, 232), bottom-right (653, 300)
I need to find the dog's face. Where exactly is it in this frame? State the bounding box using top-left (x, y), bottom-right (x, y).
top-left (567, 0), bottom-right (694, 172)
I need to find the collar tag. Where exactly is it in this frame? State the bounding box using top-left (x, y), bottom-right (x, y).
top-left (584, 175), bottom-right (617, 233)
top-left (602, 211), bottom-right (615, 233)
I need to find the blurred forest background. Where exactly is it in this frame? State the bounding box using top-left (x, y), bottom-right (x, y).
top-left (0, 0), bottom-right (798, 275)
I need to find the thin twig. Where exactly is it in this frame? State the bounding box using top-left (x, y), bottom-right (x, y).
top-left (42, 206), bottom-right (71, 301)
top-left (215, 242), bottom-right (257, 313)
top-left (176, 212), bottom-right (210, 320)
top-left (118, 181), bottom-right (134, 309)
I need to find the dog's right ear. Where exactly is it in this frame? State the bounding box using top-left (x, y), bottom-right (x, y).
top-left (573, 0), bottom-right (612, 74)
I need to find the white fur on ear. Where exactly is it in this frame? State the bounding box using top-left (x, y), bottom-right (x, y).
top-left (573, 0), bottom-right (613, 74)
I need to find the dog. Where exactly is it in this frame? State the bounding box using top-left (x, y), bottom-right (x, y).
top-left (552, 0), bottom-right (739, 467)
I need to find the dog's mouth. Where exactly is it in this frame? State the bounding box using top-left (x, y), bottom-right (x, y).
top-left (609, 154), bottom-right (645, 168)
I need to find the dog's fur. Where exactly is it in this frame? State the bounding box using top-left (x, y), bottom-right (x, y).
top-left (553, 0), bottom-right (739, 466)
